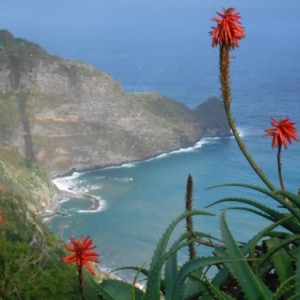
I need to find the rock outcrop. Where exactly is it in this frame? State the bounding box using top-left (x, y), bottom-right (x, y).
top-left (0, 30), bottom-right (230, 178)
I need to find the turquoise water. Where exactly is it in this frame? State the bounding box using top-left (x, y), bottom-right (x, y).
top-left (48, 134), bottom-right (292, 280)
top-left (1, 0), bottom-right (300, 280)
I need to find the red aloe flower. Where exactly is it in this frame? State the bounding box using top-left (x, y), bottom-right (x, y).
top-left (210, 7), bottom-right (245, 49)
top-left (62, 235), bottom-right (100, 275)
top-left (264, 117), bottom-right (299, 149)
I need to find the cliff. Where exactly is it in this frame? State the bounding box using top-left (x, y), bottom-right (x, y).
top-left (0, 30), bottom-right (230, 181)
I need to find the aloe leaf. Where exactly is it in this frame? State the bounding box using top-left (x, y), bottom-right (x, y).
top-left (163, 231), bottom-right (216, 299)
top-left (241, 216), bottom-right (292, 259)
top-left (219, 210), bottom-right (273, 300)
top-left (213, 247), bottom-right (227, 258)
top-left (265, 237), bottom-right (294, 297)
top-left (164, 245), bottom-right (178, 300)
top-left (211, 224), bottom-right (276, 288)
top-left (145, 210), bottom-right (214, 300)
top-left (275, 190), bottom-right (300, 208)
top-left (97, 288), bottom-right (116, 300)
top-left (259, 235), bottom-right (300, 267)
top-left (206, 280), bottom-right (236, 300)
top-left (227, 206), bottom-right (275, 221)
top-left (171, 256), bottom-right (252, 300)
top-left (98, 279), bottom-right (144, 300)
top-left (132, 264), bottom-right (146, 300)
top-left (295, 246), bottom-right (300, 296)
top-left (266, 237), bottom-right (295, 298)
top-left (206, 197), bottom-right (300, 233)
top-left (286, 293), bottom-right (300, 300)
top-left (184, 275), bottom-right (215, 300)
top-left (181, 270), bottom-right (208, 300)
top-left (210, 249), bottom-right (232, 288)
top-left (273, 275), bottom-right (296, 300)
top-left (268, 231), bottom-right (295, 239)
top-left (163, 230), bottom-right (204, 299)
top-left (207, 183), bottom-right (300, 221)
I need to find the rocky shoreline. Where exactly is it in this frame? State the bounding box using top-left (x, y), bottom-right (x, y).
top-left (39, 189), bottom-right (101, 219)
top-left (40, 141), bottom-right (199, 219)
top-left (40, 134), bottom-right (232, 219)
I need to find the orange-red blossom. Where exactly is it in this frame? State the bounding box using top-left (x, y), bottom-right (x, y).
top-left (210, 7), bottom-right (245, 49)
top-left (264, 117), bottom-right (299, 149)
top-left (62, 235), bottom-right (100, 275)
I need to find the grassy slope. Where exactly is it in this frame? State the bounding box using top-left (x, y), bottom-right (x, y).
top-left (132, 92), bottom-right (202, 127)
top-left (0, 148), bottom-right (55, 212)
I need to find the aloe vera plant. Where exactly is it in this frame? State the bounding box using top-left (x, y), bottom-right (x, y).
top-left (97, 7), bottom-right (300, 300)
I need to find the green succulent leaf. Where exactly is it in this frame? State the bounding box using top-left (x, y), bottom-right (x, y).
top-left (273, 275), bottom-right (296, 300)
top-left (145, 210), bottom-right (214, 300)
top-left (207, 183), bottom-right (300, 221)
top-left (164, 245), bottom-right (178, 300)
top-left (219, 210), bottom-right (273, 300)
top-left (98, 280), bottom-right (144, 300)
top-left (206, 280), bottom-right (236, 300)
top-left (286, 293), bottom-right (300, 300)
top-left (259, 235), bottom-right (300, 267)
top-left (162, 231), bottom-right (220, 299)
top-left (266, 238), bottom-right (294, 287)
top-left (296, 246), bottom-right (300, 296)
top-left (180, 270), bottom-right (209, 300)
top-left (132, 264), bottom-right (146, 300)
top-left (171, 256), bottom-right (251, 300)
top-left (240, 216), bottom-right (293, 266)
top-left (206, 197), bottom-right (300, 233)
top-left (275, 190), bottom-right (300, 209)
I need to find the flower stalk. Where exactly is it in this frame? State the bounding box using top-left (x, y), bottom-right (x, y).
top-left (78, 265), bottom-right (85, 300)
top-left (277, 144), bottom-right (285, 190)
top-left (211, 8), bottom-right (277, 191)
top-left (185, 174), bottom-right (196, 261)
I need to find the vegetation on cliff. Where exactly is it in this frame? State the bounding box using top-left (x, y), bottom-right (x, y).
top-left (0, 191), bottom-right (100, 299)
top-left (0, 148), bottom-right (55, 212)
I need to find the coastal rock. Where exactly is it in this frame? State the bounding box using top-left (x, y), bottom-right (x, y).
top-left (194, 97), bottom-right (230, 137)
top-left (0, 30), bottom-right (230, 178)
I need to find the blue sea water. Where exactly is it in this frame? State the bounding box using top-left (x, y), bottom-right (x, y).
top-left (1, 0), bottom-right (300, 280)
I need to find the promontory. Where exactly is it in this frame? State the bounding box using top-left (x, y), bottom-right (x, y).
top-left (0, 30), bottom-right (230, 209)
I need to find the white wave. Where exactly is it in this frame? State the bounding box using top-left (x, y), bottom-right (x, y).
top-left (78, 199), bottom-right (108, 213)
top-left (113, 177), bottom-right (133, 183)
top-left (102, 162), bottom-right (137, 171)
top-left (89, 184), bottom-right (102, 191)
top-left (42, 217), bottom-right (53, 222)
top-left (59, 197), bottom-right (71, 203)
top-left (159, 136), bottom-right (225, 163)
top-left (235, 127), bottom-right (245, 138)
top-left (155, 153), bottom-right (168, 159)
top-left (121, 162), bottom-right (137, 168)
top-left (146, 137), bottom-right (221, 162)
top-left (234, 126), bottom-right (263, 138)
top-left (52, 172), bottom-right (82, 192)
top-left (53, 178), bottom-right (94, 194)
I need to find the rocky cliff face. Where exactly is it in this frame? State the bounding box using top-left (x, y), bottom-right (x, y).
top-left (0, 30), bottom-right (230, 178)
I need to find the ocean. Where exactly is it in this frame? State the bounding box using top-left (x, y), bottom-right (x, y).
top-left (1, 0), bottom-right (300, 280)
